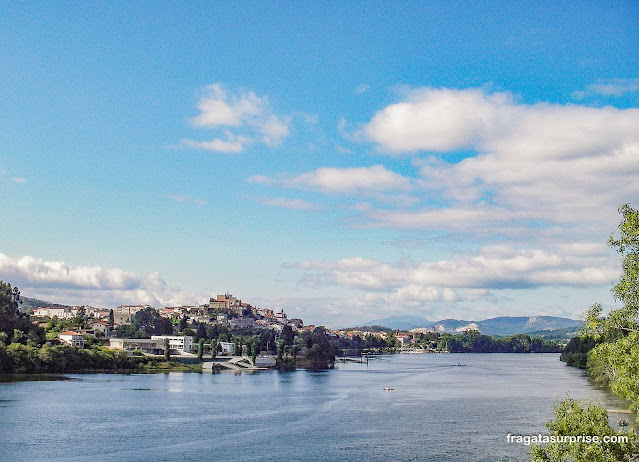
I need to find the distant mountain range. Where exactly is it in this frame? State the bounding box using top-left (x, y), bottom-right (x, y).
top-left (353, 315), bottom-right (583, 336)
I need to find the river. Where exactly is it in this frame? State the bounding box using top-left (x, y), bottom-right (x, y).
top-left (0, 353), bottom-right (629, 461)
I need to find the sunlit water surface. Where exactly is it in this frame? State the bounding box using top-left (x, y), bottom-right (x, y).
top-left (0, 353), bottom-right (628, 461)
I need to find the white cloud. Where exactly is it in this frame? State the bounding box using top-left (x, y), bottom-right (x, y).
top-left (354, 84), bottom-right (370, 94)
top-left (250, 165), bottom-right (411, 194)
top-left (362, 206), bottom-right (517, 231)
top-left (0, 253), bottom-right (206, 308)
top-left (256, 114), bottom-right (291, 146)
top-left (10, 177), bottom-right (26, 183)
top-left (372, 285), bottom-right (458, 304)
top-left (161, 194), bottom-right (207, 206)
top-left (582, 78), bottom-right (639, 98)
top-left (178, 133), bottom-right (249, 153)
top-left (337, 117), bottom-right (362, 143)
top-left (363, 87), bottom-right (639, 155)
top-left (353, 87), bottom-right (639, 237)
top-left (335, 145), bottom-right (352, 154)
top-left (288, 245), bottom-right (617, 292)
top-left (256, 197), bottom-right (318, 211)
top-left (247, 174), bottom-right (273, 186)
top-left (191, 84), bottom-right (264, 128)
top-left (181, 83), bottom-right (291, 152)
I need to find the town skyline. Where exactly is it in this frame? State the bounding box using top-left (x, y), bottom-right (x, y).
top-left (1, 2), bottom-right (639, 326)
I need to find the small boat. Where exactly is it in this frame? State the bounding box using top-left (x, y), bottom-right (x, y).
top-left (383, 387), bottom-right (394, 391)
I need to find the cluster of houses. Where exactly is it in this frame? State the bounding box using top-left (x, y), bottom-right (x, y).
top-left (32, 293), bottom-right (439, 355)
top-left (31, 293), bottom-right (307, 355)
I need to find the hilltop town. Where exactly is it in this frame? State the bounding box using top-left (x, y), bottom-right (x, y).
top-left (29, 292), bottom-right (399, 363)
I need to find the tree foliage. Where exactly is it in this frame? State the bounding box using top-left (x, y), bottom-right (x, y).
top-left (445, 331), bottom-right (559, 353)
top-left (133, 308), bottom-right (174, 336)
top-left (302, 327), bottom-right (336, 370)
top-left (0, 281), bottom-right (44, 346)
top-left (530, 399), bottom-right (639, 462)
top-left (539, 205), bottom-right (639, 459)
top-left (560, 336), bottom-right (598, 369)
top-left (580, 204), bottom-right (639, 412)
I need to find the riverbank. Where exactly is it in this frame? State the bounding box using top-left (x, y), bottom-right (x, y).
top-left (0, 359), bottom-right (203, 382)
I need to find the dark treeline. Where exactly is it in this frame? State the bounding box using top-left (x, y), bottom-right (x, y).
top-left (559, 335), bottom-right (598, 368)
top-left (334, 330), bottom-right (560, 354)
top-left (444, 331), bottom-right (561, 353)
top-left (276, 325), bottom-right (336, 371)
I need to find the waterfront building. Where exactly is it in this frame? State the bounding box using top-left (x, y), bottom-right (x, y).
top-left (151, 335), bottom-right (194, 353)
top-left (109, 338), bottom-right (163, 355)
top-left (218, 341), bottom-right (235, 355)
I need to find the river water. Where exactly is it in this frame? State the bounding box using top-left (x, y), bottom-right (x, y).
top-left (0, 353), bottom-right (629, 461)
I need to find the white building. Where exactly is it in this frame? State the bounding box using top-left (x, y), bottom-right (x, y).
top-left (58, 331), bottom-right (84, 347)
top-left (33, 307), bottom-right (73, 319)
top-left (151, 335), bottom-right (194, 353)
top-left (218, 341), bottom-right (235, 355)
top-left (89, 320), bottom-right (110, 337)
top-left (115, 305), bottom-right (149, 315)
top-left (109, 338), bottom-right (163, 355)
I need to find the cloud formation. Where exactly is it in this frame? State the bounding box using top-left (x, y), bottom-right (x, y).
top-left (0, 253), bottom-right (206, 308)
top-left (573, 78), bottom-right (639, 99)
top-left (250, 89), bottom-right (639, 241)
top-left (351, 88), bottom-right (639, 237)
top-left (249, 165), bottom-right (411, 194)
top-left (256, 197), bottom-right (318, 211)
top-left (288, 244), bottom-right (617, 292)
top-left (363, 87), bottom-right (639, 155)
top-left (181, 84), bottom-right (290, 153)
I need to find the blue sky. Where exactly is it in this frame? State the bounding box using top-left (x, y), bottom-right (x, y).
top-left (1, 1), bottom-right (638, 326)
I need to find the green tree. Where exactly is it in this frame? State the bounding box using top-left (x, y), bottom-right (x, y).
top-left (536, 205), bottom-right (639, 460)
top-left (248, 336), bottom-right (260, 363)
top-left (385, 333), bottom-right (398, 349)
top-left (164, 338), bottom-right (170, 361)
top-left (530, 399), bottom-right (639, 461)
top-left (210, 340), bottom-right (218, 359)
top-left (195, 322), bottom-right (206, 341)
top-left (197, 338), bottom-right (204, 360)
top-left (0, 281), bottom-right (22, 341)
top-left (560, 336), bottom-right (598, 369)
top-left (0, 281), bottom-right (44, 345)
top-left (281, 324), bottom-right (295, 347)
top-left (132, 308), bottom-right (173, 336)
top-left (581, 205), bottom-right (639, 412)
top-left (303, 327), bottom-right (335, 370)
